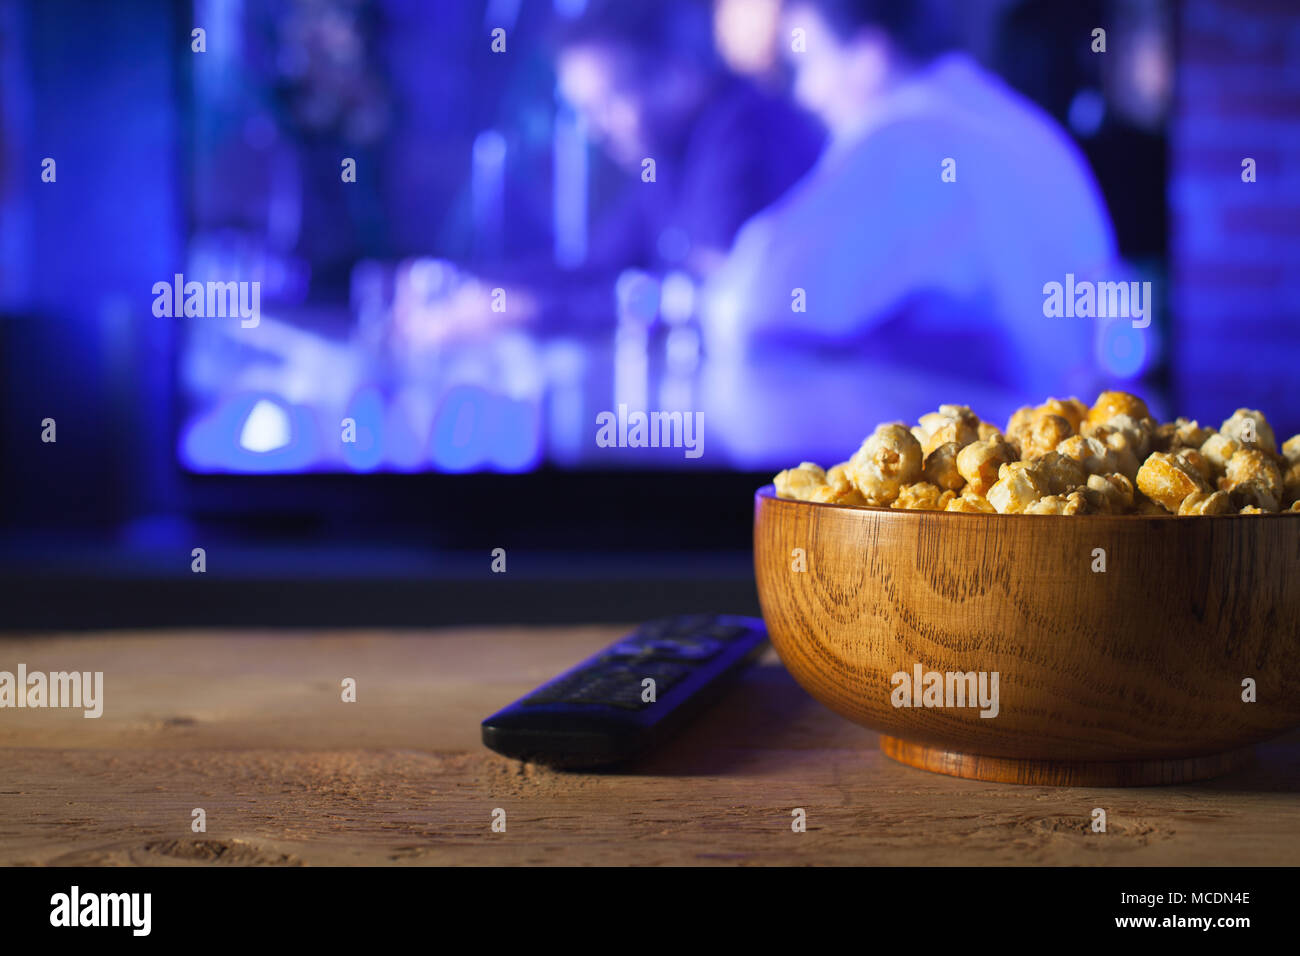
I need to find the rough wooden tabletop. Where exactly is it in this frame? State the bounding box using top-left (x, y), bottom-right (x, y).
top-left (1, 627), bottom-right (1296, 866)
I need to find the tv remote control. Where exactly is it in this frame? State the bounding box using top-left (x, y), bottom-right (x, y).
top-left (481, 614), bottom-right (768, 768)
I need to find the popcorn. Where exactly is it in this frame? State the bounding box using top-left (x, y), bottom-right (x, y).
top-left (804, 462), bottom-right (866, 505)
top-left (1135, 451), bottom-right (1211, 513)
top-left (1034, 450), bottom-right (1086, 496)
top-left (986, 461), bottom-right (1049, 514)
top-left (922, 421), bottom-right (978, 457)
top-left (914, 404), bottom-right (981, 456)
top-left (1086, 390), bottom-right (1150, 428)
top-left (891, 482), bottom-right (955, 511)
top-left (946, 491), bottom-right (996, 513)
top-left (1056, 434), bottom-right (1117, 476)
top-left (773, 391), bottom-right (1295, 517)
top-left (1176, 448), bottom-right (1213, 482)
top-left (1283, 437), bottom-right (1300, 506)
top-left (774, 462), bottom-right (827, 501)
top-left (1222, 448), bottom-right (1283, 502)
top-left (1219, 448), bottom-right (1284, 511)
top-left (1283, 435), bottom-right (1300, 466)
top-left (1004, 405), bottom-right (1034, 436)
top-left (956, 438), bottom-right (1016, 495)
top-left (1223, 480), bottom-right (1280, 513)
top-left (1199, 433), bottom-right (1239, 477)
top-left (1153, 419), bottom-right (1217, 454)
top-left (1083, 423), bottom-right (1141, 481)
top-left (1178, 490), bottom-right (1233, 516)
top-left (922, 441), bottom-right (966, 491)
top-left (1284, 462), bottom-right (1300, 508)
top-left (845, 423), bottom-right (922, 506)
top-left (1220, 408), bottom-right (1277, 455)
top-left (1083, 472), bottom-right (1135, 514)
top-left (1007, 397), bottom-right (1087, 438)
top-left (810, 486), bottom-right (867, 505)
top-left (1025, 490), bottom-right (1092, 515)
top-left (1082, 412), bottom-right (1154, 460)
top-left (1041, 397), bottom-right (1089, 434)
top-left (1009, 413), bottom-right (1073, 461)
top-left (1173, 418), bottom-right (1216, 451)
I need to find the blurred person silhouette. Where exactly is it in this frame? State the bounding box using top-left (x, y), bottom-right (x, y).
top-left (400, 0), bottom-right (824, 352)
top-left (555, 0), bottom-right (824, 282)
top-left (700, 0), bottom-right (1119, 466)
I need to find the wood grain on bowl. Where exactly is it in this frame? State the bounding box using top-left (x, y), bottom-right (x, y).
top-left (753, 486), bottom-right (1300, 786)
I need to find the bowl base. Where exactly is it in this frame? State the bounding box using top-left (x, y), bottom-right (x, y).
top-left (879, 736), bottom-right (1255, 787)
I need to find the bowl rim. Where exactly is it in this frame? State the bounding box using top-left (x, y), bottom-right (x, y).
top-left (754, 483), bottom-right (1300, 520)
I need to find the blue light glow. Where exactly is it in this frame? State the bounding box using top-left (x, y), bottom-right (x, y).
top-left (1097, 319), bottom-right (1150, 380)
top-left (182, 393), bottom-right (320, 472)
top-left (341, 386), bottom-right (385, 471)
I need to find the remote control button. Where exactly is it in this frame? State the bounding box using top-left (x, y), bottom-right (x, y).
top-left (568, 683), bottom-right (648, 710)
top-left (638, 660), bottom-right (690, 684)
top-left (521, 661), bottom-right (689, 709)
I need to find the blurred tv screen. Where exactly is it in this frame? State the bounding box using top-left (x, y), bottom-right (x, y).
top-left (172, 0), bottom-right (1174, 475)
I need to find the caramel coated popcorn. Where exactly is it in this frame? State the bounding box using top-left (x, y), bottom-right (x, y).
top-left (922, 441), bottom-right (966, 491)
top-left (1223, 448), bottom-right (1283, 502)
top-left (1024, 490), bottom-right (1091, 515)
top-left (1034, 451), bottom-right (1087, 496)
top-left (1136, 452), bottom-right (1206, 511)
top-left (1199, 433), bottom-right (1238, 476)
top-left (1179, 490), bottom-right (1233, 516)
top-left (845, 423), bottom-right (923, 506)
top-left (773, 461), bottom-right (827, 501)
top-left (1221, 408), bottom-right (1277, 455)
top-left (892, 482), bottom-right (955, 511)
top-left (1056, 434), bottom-right (1117, 477)
top-left (956, 438), bottom-right (1016, 495)
top-left (986, 461), bottom-right (1049, 514)
top-left (946, 490), bottom-right (996, 513)
top-left (774, 392), bottom-right (1300, 516)
top-left (1085, 472), bottom-right (1136, 514)
top-left (913, 404), bottom-right (980, 457)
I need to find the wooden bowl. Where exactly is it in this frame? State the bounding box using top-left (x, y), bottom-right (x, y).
top-left (753, 485), bottom-right (1300, 786)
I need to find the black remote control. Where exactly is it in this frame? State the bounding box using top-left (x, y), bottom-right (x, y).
top-left (481, 614), bottom-right (768, 768)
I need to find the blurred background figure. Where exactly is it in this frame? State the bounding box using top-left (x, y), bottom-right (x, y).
top-left (380, 0), bottom-right (827, 469)
top-left (700, 0), bottom-right (1119, 464)
top-left (553, 0), bottom-right (824, 281)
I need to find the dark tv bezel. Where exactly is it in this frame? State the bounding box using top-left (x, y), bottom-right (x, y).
top-left (178, 467), bottom-right (771, 551)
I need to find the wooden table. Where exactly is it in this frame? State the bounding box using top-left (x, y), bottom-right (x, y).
top-left (2, 628), bottom-right (1297, 866)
